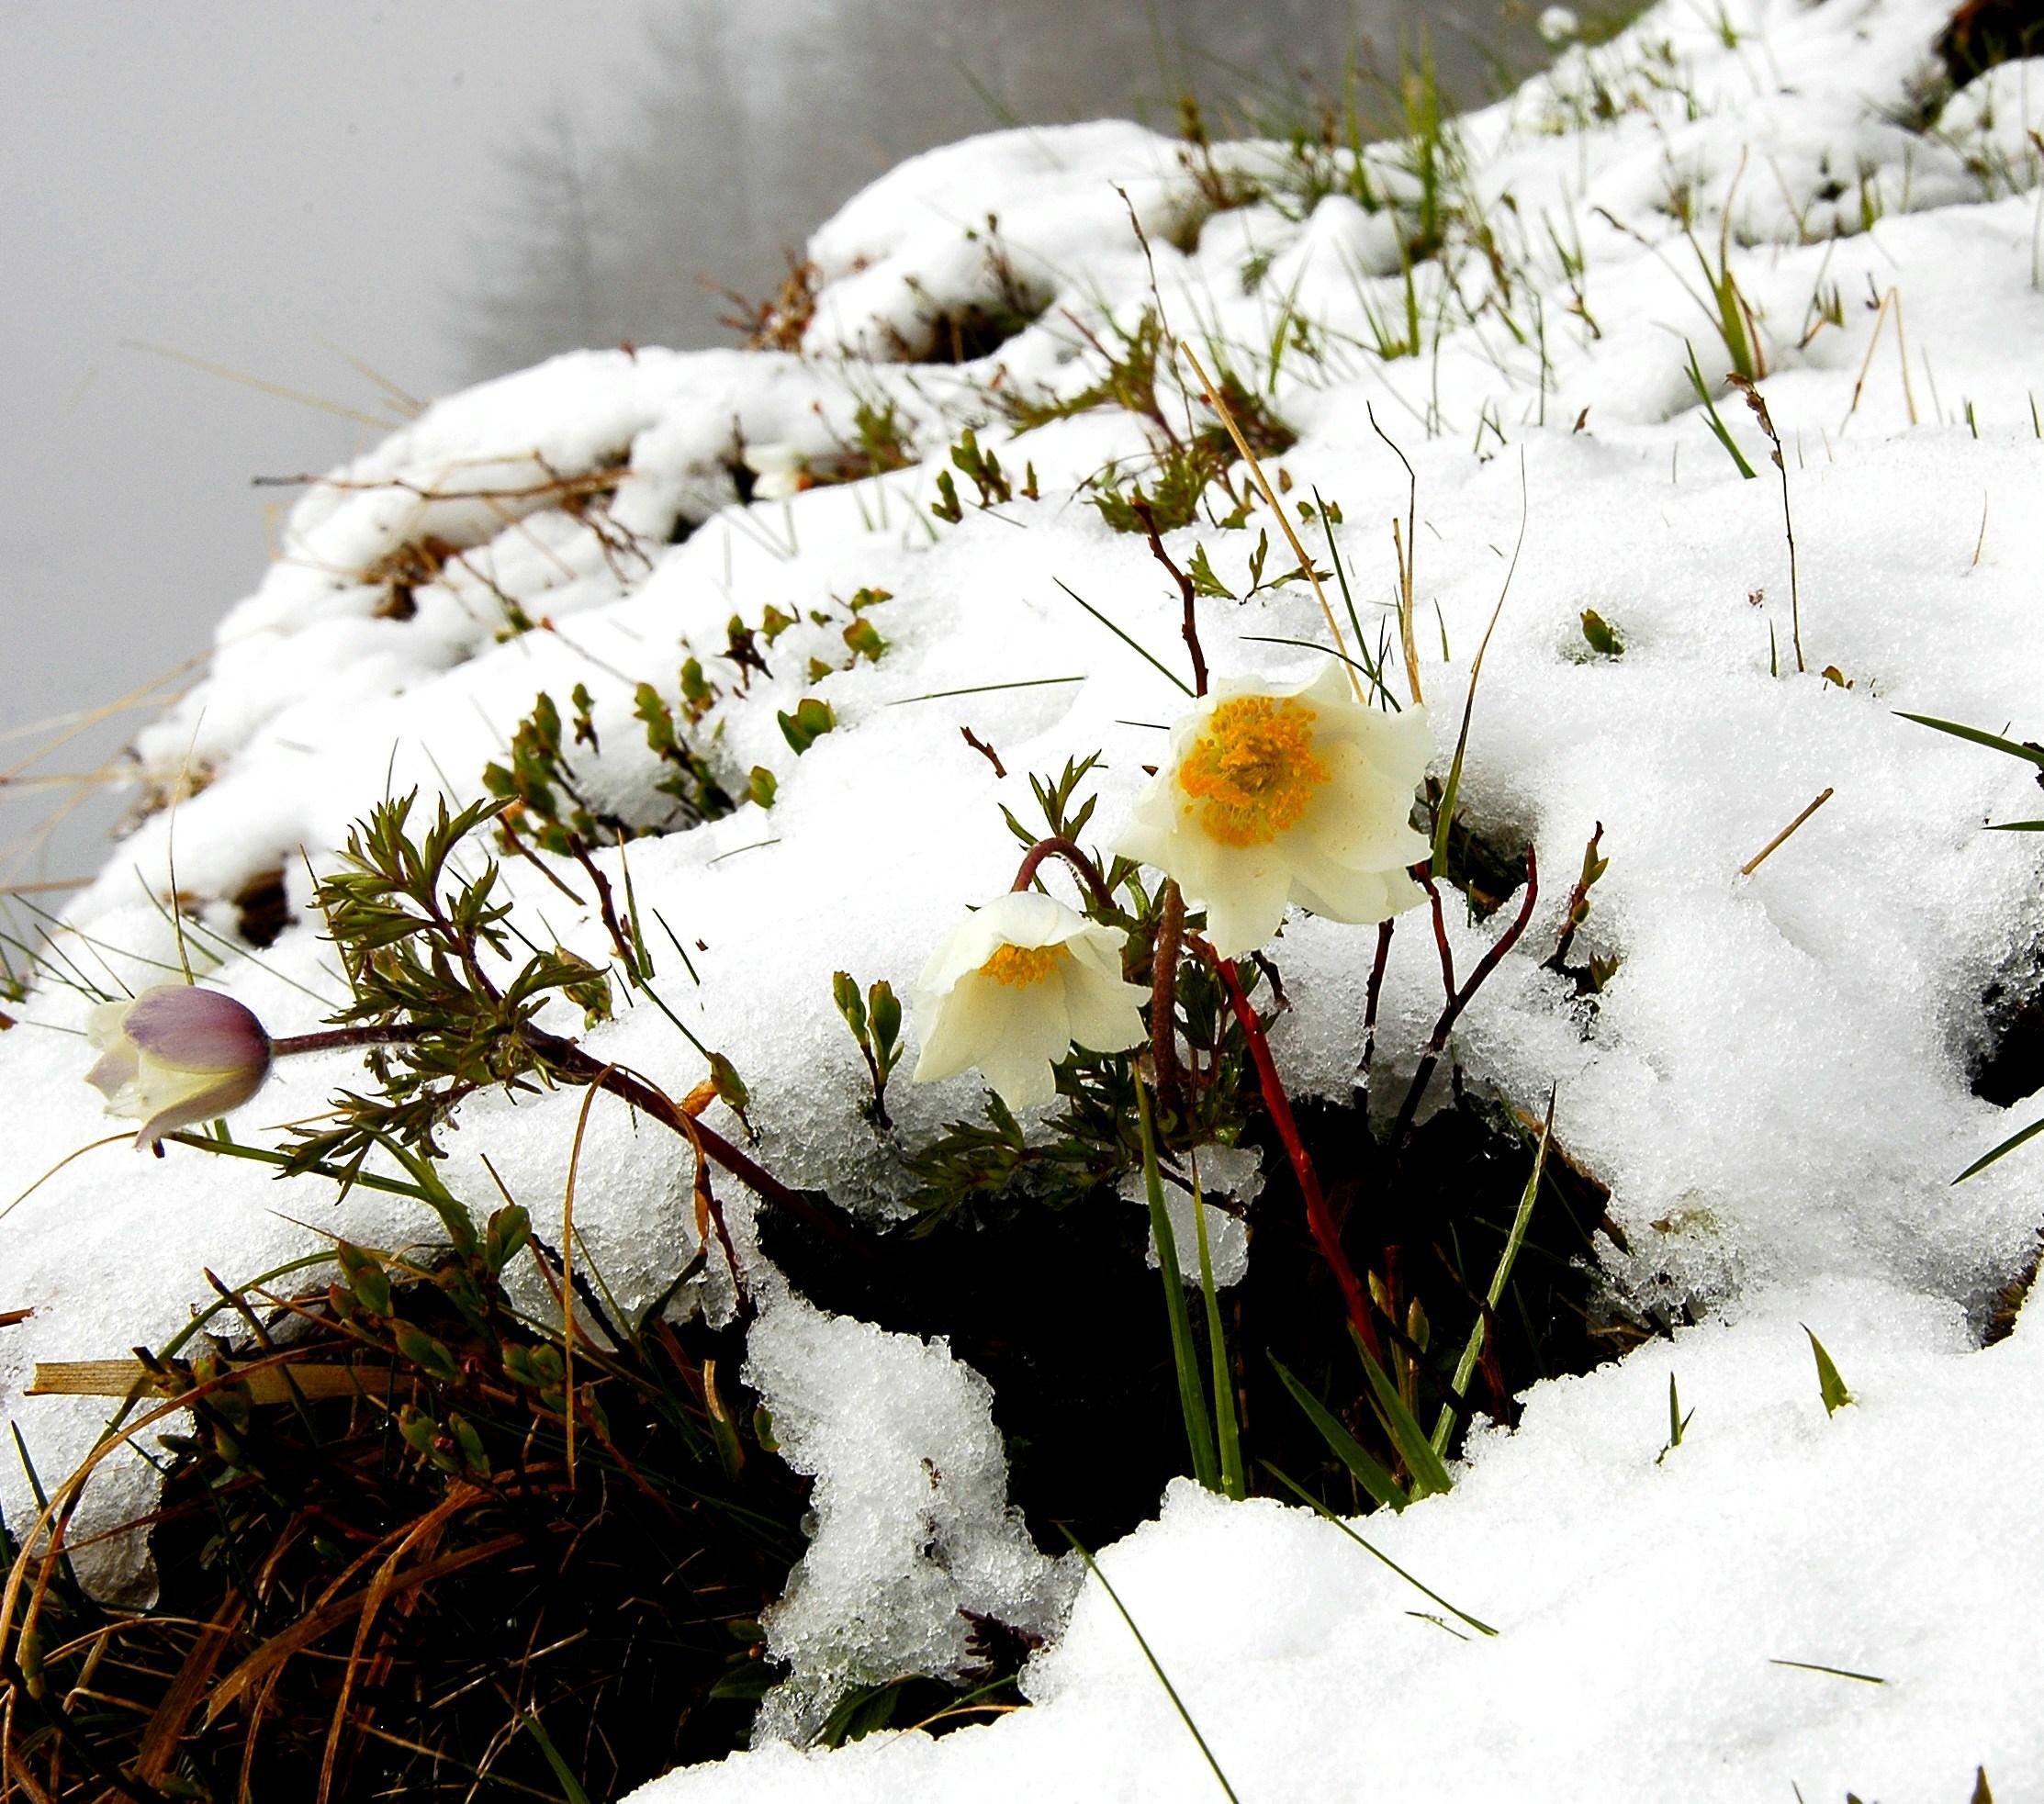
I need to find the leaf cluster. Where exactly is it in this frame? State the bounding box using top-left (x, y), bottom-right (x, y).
top-left (294, 790), bottom-right (613, 1173)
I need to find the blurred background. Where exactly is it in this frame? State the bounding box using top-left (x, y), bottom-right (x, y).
top-left (1, 0), bottom-right (1541, 898)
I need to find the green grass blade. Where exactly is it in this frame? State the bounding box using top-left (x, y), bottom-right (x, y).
top-left (1139, 1077), bottom-right (1219, 1491)
top-left (1984, 820), bottom-right (2044, 832)
top-left (1264, 1463), bottom-right (1497, 1637)
top-left (887, 675), bottom-right (1086, 706)
top-left (1953, 1112), bottom-right (2044, 1182)
top-left (1432, 1092), bottom-right (1551, 1452)
top-left (1684, 340), bottom-right (1758, 478)
top-left (1056, 578), bottom-right (1195, 697)
top-left (519, 1713), bottom-right (592, 1804)
top-left (1061, 1529), bottom-right (1241, 1801)
top-left (1351, 1327), bottom-right (1455, 1496)
top-left (1190, 1164), bottom-right (1245, 1500)
top-left (1268, 1353), bottom-right (1408, 1512)
top-left (1892, 712), bottom-right (2044, 768)
top-left (1769, 1656), bottom-right (1885, 1686)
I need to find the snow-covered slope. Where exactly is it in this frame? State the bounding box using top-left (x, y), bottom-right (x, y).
top-left (4, 0), bottom-right (2042, 1793)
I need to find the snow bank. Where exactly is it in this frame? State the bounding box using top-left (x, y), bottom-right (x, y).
top-left (4, 0), bottom-right (2041, 1790)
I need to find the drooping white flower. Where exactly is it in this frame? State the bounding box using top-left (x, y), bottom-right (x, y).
top-left (1537, 5), bottom-right (1580, 43)
top-left (910, 891), bottom-right (1149, 1110)
top-left (743, 442), bottom-right (808, 501)
top-left (1114, 662), bottom-right (1434, 958)
top-left (84, 984), bottom-right (273, 1150)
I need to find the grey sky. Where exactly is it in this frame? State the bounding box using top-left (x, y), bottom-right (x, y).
top-left (2, 0), bottom-right (1530, 897)
top-left (1, 3), bottom-right (663, 888)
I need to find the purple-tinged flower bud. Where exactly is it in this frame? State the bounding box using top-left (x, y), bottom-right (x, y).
top-left (84, 985), bottom-right (274, 1151)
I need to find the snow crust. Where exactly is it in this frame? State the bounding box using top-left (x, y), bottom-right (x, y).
top-left (3, 0), bottom-right (2042, 1791)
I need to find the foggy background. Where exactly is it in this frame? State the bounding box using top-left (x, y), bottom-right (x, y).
top-left (2, 0), bottom-right (1537, 901)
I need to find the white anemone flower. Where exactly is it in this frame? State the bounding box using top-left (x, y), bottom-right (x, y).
top-left (911, 891), bottom-right (1149, 1110)
top-left (85, 984), bottom-right (274, 1150)
top-left (743, 442), bottom-right (808, 501)
top-left (1114, 662), bottom-right (1434, 958)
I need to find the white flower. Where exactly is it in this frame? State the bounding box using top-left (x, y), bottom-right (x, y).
top-left (1538, 6), bottom-right (1580, 43)
top-left (84, 984), bottom-right (273, 1150)
top-left (1114, 662), bottom-right (1433, 958)
top-left (743, 442), bottom-right (808, 501)
top-left (911, 891), bottom-right (1149, 1110)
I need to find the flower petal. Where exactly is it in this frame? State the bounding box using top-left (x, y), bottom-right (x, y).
top-left (121, 985), bottom-right (271, 1073)
top-left (1060, 961), bottom-right (1149, 1055)
top-left (132, 1063), bottom-right (269, 1151)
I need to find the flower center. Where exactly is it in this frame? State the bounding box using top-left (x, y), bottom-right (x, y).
top-left (1176, 696), bottom-right (1328, 846)
top-left (979, 942), bottom-right (1064, 987)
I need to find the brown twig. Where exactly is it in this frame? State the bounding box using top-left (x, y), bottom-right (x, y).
top-left (960, 726), bottom-right (1005, 778)
top-left (1392, 848), bottom-right (1541, 1151)
top-left (1360, 920), bottom-right (1396, 1084)
top-left (1738, 787), bottom-right (1834, 877)
top-left (1130, 495), bottom-right (1207, 698)
top-left (1727, 374), bottom-right (1803, 673)
top-left (1177, 342), bottom-right (1363, 701)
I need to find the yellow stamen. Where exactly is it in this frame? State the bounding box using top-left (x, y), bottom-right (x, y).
top-left (979, 942), bottom-right (1063, 987)
top-left (1176, 696), bottom-right (1327, 846)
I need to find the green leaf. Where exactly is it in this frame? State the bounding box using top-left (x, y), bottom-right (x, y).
top-left (1954, 1112), bottom-right (2044, 1183)
top-left (1352, 1328), bottom-right (1455, 1496)
top-left (1803, 1327), bottom-right (1851, 1416)
top-left (1579, 609), bottom-right (1623, 656)
top-left (1269, 1353), bottom-right (1409, 1512)
top-left (1190, 1166), bottom-right (1245, 1500)
top-left (394, 1326), bottom-right (460, 1384)
top-left (336, 1241), bottom-right (391, 1317)
top-left (867, 980), bottom-right (902, 1073)
top-left (1138, 1077), bottom-right (1219, 1492)
top-left (1893, 712), bottom-right (2044, 768)
top-left (777, 697), bottom-right (837, 754)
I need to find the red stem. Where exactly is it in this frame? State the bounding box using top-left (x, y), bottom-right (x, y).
top-left (1212, 952), bottom-right (1382, 1362)
top-left (1010, 835), bottom-right (1120, 914)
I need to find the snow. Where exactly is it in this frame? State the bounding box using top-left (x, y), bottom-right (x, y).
top-left (4, 0), bottom-right (2042, 1792)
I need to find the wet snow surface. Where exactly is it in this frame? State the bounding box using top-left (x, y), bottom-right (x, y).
top-left (4, 0), bottom-right (2042, 1794)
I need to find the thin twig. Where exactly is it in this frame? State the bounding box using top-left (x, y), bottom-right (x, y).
top-left (1360, 920), bottom-right (1395, 1084)
top-left (1392, 848), bottom-right (1541, 1150)
top-left (1177, 342), bottom-right (1363, 701)
top-left (1738, 788), bottom-right (1834, 877)
top-left (1130, 495), bottom-right (1208, 698)
top-left (960, 726), bottom-right (1005, 778)
top-left (1367, 405), bottom-right (1425, 708)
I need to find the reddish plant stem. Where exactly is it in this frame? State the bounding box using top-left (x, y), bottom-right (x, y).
top-left (1391, 847), bottom-right (1541, 1152)
top-left (1361, 918), bottom-right (1395, 1082)
top-left (1131, 494), bottom-right (1207, 698)
top-left (1421, 868), bottom-right (1456, 1001)
top-left (1546, 821), bottom-right (1604, 971)
top-left (268, 1021), bottom-right (870, 1266)
top-left (1150, 880), bottom-right (1186, 1119)
top-left (1010, 835), bottom-right (1120, 915)
top-left (1210, 949), bottom-right (1383, 1363)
